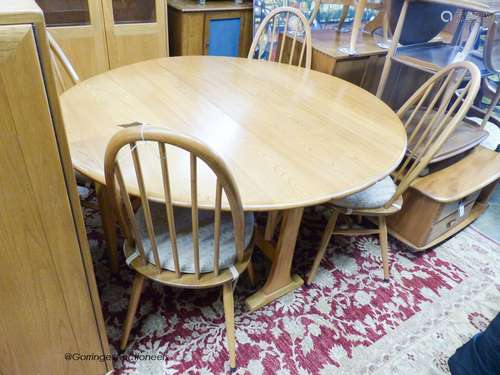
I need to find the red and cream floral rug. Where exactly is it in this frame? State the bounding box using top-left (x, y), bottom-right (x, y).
top-left (83, 204), bottom-right (500, 375)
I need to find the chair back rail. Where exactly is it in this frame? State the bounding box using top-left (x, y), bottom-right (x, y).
top-left (104, 127), bottom-right (246, 280)
top-left (385, 61), bottom-right (481, 208)
top-left (47, 32), bottom-right (80, 92)
top-left (249, 7), bottom-right (313, 69)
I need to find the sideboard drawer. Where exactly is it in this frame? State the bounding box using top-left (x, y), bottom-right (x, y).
top-left (427, 200), bottom-right (475, 243)
top-left (434, 190), bottom-right (480, 223)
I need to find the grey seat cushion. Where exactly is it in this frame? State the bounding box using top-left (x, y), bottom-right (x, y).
top-left (134, 203), bottom-right (254, 273)
top-left (334, 175), bottom-right (397, 209)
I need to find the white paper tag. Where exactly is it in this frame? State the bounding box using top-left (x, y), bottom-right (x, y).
top-left (126, 250), bottom-right (140, 266)
top-left (459, 202), bottom-right (465, 217)
top-left (229, 265), bottom-right (240, 292)
top-left (229, 265), bottom-right (239, 280)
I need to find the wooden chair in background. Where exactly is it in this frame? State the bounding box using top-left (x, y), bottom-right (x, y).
top-left (248, 6), bottom-right (312, 242)
top-left (309, 0), bottom-right (387, 53)
top-left (104, 126), bottom-right (256, 370)
top-left (47, 32), bottom-right (80, 93)
top-left (481, 12), bottom-right (500, 128)
top-left (48, 32), bottom-right (119, 273)
top-left (307, 61), bottom-right (481, 283)
top-left (248, 6), bottom-right (313, 69)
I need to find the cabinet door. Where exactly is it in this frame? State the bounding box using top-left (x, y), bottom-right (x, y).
top-left (203, 10), bottom-right (252, 57)
top-left (0, 24), bottom-right (108, 375)
top-left (35, 0), bottom-right (109, 81)
top-left (103, 0), bottom-right (168, 68)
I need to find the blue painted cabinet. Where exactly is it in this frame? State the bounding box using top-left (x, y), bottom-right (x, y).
top-left (168, 0), bottom-right (253, 57)
top-left (207, 17), bottom-right (241, 56)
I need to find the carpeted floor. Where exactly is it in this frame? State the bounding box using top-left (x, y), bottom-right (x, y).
top-left (83, 201), bottom-right (500, 375)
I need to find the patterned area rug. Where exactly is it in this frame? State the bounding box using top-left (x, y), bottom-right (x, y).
top-left (83, 204), bottom-right (500, 374)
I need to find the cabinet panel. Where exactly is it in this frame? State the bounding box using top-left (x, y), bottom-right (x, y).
top-left (41, 0), bottom-right (109, 81)
top-left (103, 0), bottom-right (168, 68)
top-left (0, 24), bottom-right (107, 375)
top-left (112, 0), bottom-right (156, 24)
top-left (207, 17), bottom-right (241, 56)
top-left (35, 0), bottom-right (90, 26)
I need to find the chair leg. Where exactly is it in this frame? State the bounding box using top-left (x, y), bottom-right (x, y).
top-left (338, 0), bottom-right (351, 30)
top-left (246, 259), bottom-right (256, 286)
top-left (222, 282), bottom-right (237, 370)
top-left (378, 216), bottom-right (390, 280)
top-left (307, 209), bottom-right (339, 285)
top-left (96, 182), bottom-right (119, 273)
top-left (481, 84), bottom-right (500, 129)
top-left (264, 211), bottom-right (280, 241)
top-left (120, 273), bottom-right (145, 350)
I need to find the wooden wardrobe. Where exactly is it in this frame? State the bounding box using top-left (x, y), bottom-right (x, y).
top-left (0, 2), bottom-right (110, 374)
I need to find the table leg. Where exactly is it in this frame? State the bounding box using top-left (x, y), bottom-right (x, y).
top-left (96, 182), bottom-right (119, 273)
top-left (245, 207), bottom-right (304, 311)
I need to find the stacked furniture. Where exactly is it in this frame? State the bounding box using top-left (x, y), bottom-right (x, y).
top-left (478, 12), bottom-right (500, 127)
top-left (307, 61), bottom-right (482, 282)
top-left (376, 0), bottom-right (500, 250)
top-left (0, 1), bottom-right (110, 374)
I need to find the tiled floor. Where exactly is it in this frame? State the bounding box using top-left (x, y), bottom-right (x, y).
top-left (472, 184), bottom-right (500, 242)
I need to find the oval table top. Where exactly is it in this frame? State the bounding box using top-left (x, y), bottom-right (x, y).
top-left (61, 56), bottom-right (406, 211)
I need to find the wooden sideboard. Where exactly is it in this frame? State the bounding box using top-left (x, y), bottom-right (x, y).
top-left (387, 146), bottom-right (500, 250)
top-left (168, 0), bottom-right (252, 57)
top-left (279, 28), bottom-right (387, 94)
top-left (0, 2), bottom-right (110, 374)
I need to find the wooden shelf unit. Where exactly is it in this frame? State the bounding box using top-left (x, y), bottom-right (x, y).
top-left (387, 146), bottom-right (500, 250)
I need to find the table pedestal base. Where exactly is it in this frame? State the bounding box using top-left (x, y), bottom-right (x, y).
top-left (246, 274), bottom-right (303, 311)
top-left (245, 207), bottom-right (304, 311)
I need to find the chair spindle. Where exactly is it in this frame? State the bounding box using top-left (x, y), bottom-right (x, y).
top-left (159, 143), bottom-right (181, 278)
top-left (190, 153), bottom-right (201, 279)
top-left (131, 143), bottom-right (162, 273)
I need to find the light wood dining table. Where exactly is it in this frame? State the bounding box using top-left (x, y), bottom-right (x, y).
top-left (61, 55), bottom-right (406, 311)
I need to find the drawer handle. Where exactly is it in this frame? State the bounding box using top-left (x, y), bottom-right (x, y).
top-left (447, 219), bottom-right (457, 228)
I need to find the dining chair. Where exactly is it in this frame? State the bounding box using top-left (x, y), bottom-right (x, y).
top-left (249, 6), bottom-right (312, 244)
top-left (47, 32), bottom-right (80, 92)
top-left (104, 126), bottom-right (256, 370)
top-left (248, 6), bottom-right (313, 69)
top-left (307, 61), bottom-right (481, 283)
top-left (48, 31), bottom-right (120, 273)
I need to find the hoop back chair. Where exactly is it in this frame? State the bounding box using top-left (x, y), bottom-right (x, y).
top-left (47, 32), bottom-right (80, 93)
top-left (308, 61), bottom-right (481, 283)
top-left (249, 6), bottom-right (312, 240)
top-left (46, 32), bottom-right (122, 272)
top-left (104, 126), bottom-right (255, 369)
top-left (481, 12), bottom-right (500, 128)
top-left (248, 6), bottom-right (313, 69)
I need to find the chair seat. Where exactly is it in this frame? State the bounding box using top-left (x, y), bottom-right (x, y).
top-left (334, 175), bottom-right (397, 209)
top-left (135, 203), bottom-right (255, 274)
